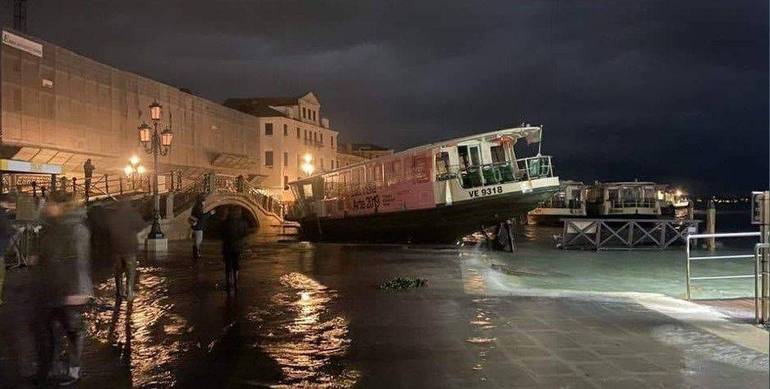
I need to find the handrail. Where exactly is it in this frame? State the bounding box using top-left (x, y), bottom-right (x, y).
top-left (685, 231), bottom-right (763, 323)
top-left (755, 243), bottom-right (769, 324)
top-left (451, 155), bottom-right (554, 188)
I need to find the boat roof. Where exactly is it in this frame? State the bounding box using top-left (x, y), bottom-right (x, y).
top-left (596, 181), bottom-right (658, 187)
top-left (289, 125), bottom-right (542, 185)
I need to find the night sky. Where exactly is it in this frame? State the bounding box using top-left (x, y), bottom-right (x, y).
top-left (1, 1), bottom-right (767, 195)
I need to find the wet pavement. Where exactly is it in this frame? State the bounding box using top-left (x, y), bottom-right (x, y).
top-left (1, 240), bottom-right (768, 388)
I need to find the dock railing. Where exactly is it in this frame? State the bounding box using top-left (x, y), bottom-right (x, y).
top-left (684, 231), bottom-right (765, 322)
top-left (560, 218), bottom-right (700, 250)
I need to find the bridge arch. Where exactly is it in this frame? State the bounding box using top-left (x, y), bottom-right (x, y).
top-left (198, 192), bottom-right (284, 240)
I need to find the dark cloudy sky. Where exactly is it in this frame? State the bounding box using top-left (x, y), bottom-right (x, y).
top-left (2, 1), bottom-right (767, 195)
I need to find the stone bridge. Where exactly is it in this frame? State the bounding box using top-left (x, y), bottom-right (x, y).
top-left (148, 174), bottom-right (299, 242)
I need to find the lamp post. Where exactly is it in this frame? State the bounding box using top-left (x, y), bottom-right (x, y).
top-left (138, 101), bottom-right (174, 244)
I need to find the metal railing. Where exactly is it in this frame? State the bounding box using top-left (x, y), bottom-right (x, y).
top-left (755, 242), bottom-right (769, 323)
top-left (685, 231), bottom-right (763, 322)
top-left (454, 155), bottom-right (553, 189)
top-left (610, 198), bottom-right (657, 209)
top-left (561, 218), bottom-right (699, 250)
top-left (205, 174), bottom-right (286, 218)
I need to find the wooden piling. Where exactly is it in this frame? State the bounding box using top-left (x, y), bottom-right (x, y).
top-left (707, 200), bottom-right (716, 251)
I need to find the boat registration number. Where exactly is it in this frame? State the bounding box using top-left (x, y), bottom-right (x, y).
top-left (468, 186), bottom-right (503, 198)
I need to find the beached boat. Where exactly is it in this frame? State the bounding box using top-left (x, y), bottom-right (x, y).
top-left (287, 126), bottom-right (560, 243)
top-left (527, 180), bottom-right (587, 225)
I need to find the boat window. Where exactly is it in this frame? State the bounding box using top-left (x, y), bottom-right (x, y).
top-left (303, 183), bottom-right (314, 199)
top-left (386, 159), bottom-right (402, 186)
top-left (458, 146), bottom-right (470, 169)
top-left (374, 164), bottom-right (383, 183)
top-left (571, 189), bottom-right (582, 202)
top-left (469, 145), bottom-right (481, 166)
top-left (491, 145), bottom-right (506, 163)
top-left (435, 152), bottom-right (450, 177)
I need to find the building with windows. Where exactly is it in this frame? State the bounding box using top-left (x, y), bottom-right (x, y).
top-left (0, 28), bottom-right (344, 202)
top-left (224, 93), bottom-right (339, 201)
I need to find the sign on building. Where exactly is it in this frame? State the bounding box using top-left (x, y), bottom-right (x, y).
top-left (2, 30), bottom-right (43, 58)
top-left (0, 159), bottom-right (62, 174)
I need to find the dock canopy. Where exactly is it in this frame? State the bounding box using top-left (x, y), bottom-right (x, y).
top-left (0, 159), bottom-right (62, 174)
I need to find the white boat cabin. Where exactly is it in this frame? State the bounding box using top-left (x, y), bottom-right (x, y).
top-left (588, 181), bottom-right (661, 216)
top-left (529, 181), bottom-right (587, 217)
top-left (288, 126), bottom-right (559, 220)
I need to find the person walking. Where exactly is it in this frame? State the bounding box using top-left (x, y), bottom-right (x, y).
top-left (221, 207), bottom-right (250, 293)
top-left (189, 196), bottom-right (214, 260)
top-left (0, 199), bottom-right (14, 305)
top-left (105, 201), bottom-right (145, 302)
top-left (37, 193), bottom-right (92, 385)
top-left (83, 159), bottom-right (95, 201)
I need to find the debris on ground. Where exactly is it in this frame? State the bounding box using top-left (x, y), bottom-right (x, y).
top-left (378, 277), bottom-right (428, 290)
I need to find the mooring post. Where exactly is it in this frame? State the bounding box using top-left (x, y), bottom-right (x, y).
top-left (507, 219), bottom-right (515, 252)
top-left (707, 200), bottom-right (716, 251)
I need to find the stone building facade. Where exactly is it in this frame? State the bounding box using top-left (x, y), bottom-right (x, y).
top-left (0, 29), bottom-right (342, 202)
top-left (224, 93), bottom-right (339, 200)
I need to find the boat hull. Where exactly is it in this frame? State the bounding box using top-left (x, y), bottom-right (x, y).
top-left (297, 186), bottom-right (558, 243)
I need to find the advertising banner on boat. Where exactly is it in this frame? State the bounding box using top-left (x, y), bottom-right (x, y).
top-left (326, 150), bottom-right (436, 218)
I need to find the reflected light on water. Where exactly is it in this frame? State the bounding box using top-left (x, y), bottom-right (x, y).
top-left (251, 272), bottom-right (359, 388)
top-left (86, 267), bottom-right (190, 388)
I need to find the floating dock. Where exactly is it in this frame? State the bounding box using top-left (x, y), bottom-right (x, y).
top-left (560, 218), bottom-right (701, 250)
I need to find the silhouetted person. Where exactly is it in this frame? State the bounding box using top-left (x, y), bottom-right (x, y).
top-left (105, 201), bottom-right (145, 301)
top-left (0, 197), bottom-right (13, 305)
top-left (221, 208), bottom-right (249, 292)
top-left (83, 159), bottom-right (95, 200)
top-left (37, 192), bottom-right (92, 385)
top-left (189, 196), bottom-right (215, 260)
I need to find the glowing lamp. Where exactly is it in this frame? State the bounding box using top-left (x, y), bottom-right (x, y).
top-left (149, 101), bottom-right (162, 121)
top-left (138, 122), bottom-right (152, 143)
top-left (129, 155), bottom-right (140, 166)
top-left (124, 165), bottom-right (134, 176)
top-left (302, 162), bottom-right (315, 176)
top-left (137, 165), bottom-right (146, 175)
top-left (160, 127), bottom-right (174, 147)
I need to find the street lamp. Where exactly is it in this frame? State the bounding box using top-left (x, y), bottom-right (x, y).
top-left (301, 153), bottom-right (315, 176)
top-left (138, 100), bottom-right (174, 242)
top-left (124, 155), bottom-right (145, 190)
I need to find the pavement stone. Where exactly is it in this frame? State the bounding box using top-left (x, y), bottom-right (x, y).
top-left (0, 242), bottom-right (767, 388)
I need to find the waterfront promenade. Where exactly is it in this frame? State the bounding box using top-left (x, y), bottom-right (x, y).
top-left (1, 241), bottom-right (767, 388)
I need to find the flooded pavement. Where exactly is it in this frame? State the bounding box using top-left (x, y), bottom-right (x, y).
top-left (0, 239), bottom-right (768, 388)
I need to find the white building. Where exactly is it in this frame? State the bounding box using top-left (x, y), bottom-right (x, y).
top-left (224, 93), bottom-right (339, 201)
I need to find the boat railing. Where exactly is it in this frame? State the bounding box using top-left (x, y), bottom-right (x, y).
top-left (453, 155), bottom-right (553, 189)
top-left (609, 198), bottom-right (657, 209)
top-left (541, 198), bottom-right (583, 210)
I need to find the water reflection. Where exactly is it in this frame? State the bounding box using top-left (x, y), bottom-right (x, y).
top-left (86, 266), bottom-right (191, 387)
top-left (250, 272), bottom-right (359, 387)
